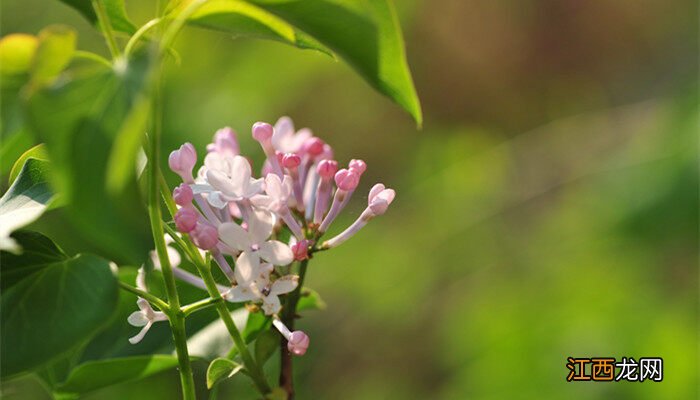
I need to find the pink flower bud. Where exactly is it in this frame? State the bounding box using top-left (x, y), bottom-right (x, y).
top-left (368, 184), bottom-right (396, 216)
top-left (282, 153), bottom-right (301, 169)
top-left (302, 137), bottom-right (325, 156)
top-left (291, 239), bottom-right (311, 261)
top-left (287, 331), bottom-right (310, 356)
top-left (334, 169), bottom-right (359, 191)
top-left (207, 127), bottom-right (239, 156)
top-left (317, 159), bottom-right (338, 179)
top-left (349, 159), bottom-right (367, 175)
top-left (168, 143), bottom-right (197, 182)
top-left (172, 183), bottom-right (193, 206)
top-left (252, 122), bottom-right (273, 142)
top-left (174, 207), bottom-right (198, 233)
top-left (191, 222), bottom-right (218, 250)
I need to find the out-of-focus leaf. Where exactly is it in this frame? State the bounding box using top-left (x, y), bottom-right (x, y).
top-left (25, 51), bottom-right (153, 264)
top-left (0, 231), bottom-right (66, 290)
top-left (206, 357), bottom-right (243, 389)
top-left (56, 0), bottom-right (136, 34)
top-left (0, 130), bottom-right (33, 176)
top-left (53, 355), bottom-right (180, 397)
top-left (0, 253), bottom-right (118, 377)
top-left (30, 25), bottom-right (76, 85)
top-left (266, 387), bottom-right (289, 400)
top-left (254, 328), bottom-right (279, 366)
top-left (8, 144), bottom-right (49, 185)
top-left (246, 0), bottom-right (422, 126)
top-left (183, 0), bottom-right (332, 56)
top-left (0, 34), bottom-right (38, 77)
top-left (297, 287), bottom-right (326, 312)
top-left (0, 158), bottom-right (55, 254)
top-left (105, 95), bottom-right (151, 193)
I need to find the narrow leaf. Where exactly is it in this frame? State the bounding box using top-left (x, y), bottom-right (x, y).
top-left (56, 0), bottom-right (136, 34)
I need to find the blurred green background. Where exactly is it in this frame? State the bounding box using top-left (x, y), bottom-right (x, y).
top-left (1, 0), bottom-right (697, 399)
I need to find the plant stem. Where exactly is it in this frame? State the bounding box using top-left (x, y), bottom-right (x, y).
top-left (279, 259), bottom-right (309, 399)
top-left (181, 296), bottom-right (222, 316)
top-left (194, 263), bottom-right (272, 394)
top-left (148, 63), bottom-right (196, 399)
top-left (118, 281), bottom-right (169, 311)
top-left (91, 0), bottom-right (121, 59)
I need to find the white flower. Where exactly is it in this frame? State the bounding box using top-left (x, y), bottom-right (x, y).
top-left (272, 116), bottom-right (312, 153)
top-left (192, 154), bottom-right (263, 208)
top-left (218, 210), bottom-right (293, 268)
top-left (225, 252), bottom-right (298, 315)
top-left (127, 267), bottom-right (168, 344)
top-left (251, 174), bottom-right (293, 214)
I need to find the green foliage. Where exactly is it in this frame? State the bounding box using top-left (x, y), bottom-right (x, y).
top-left (254, 329), bottom-right (279, 365)
top-left (30, 25), bottom-right (77, 85)
top-left (0, 230), bottom-right (66, 290)
top-left (53, 355), bottom-right (181, 398)
top-left (57, 0), bottom-right (136, 34)
top-left (0, 248), bottom-right (118, 377)
top-left (183, 0), bottom-right (422, 125)
top-left (206, 358), bottom-right (243, 389)
top-left (25, 51), bottom-right (153, 264)
top-left (8, 144), bottom-right (49, 185)
top-left (0, 158), bottom-right (55, 253)
top-left (297, 287), bottom-right (326, 312)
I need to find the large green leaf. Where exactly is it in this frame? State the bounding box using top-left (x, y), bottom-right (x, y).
top-left (246, 0), bottom-right (422, 125)
top-left (254, 328), bottom-right (279, 365)
top-left (31, 25), bottom-right (76, 85)
top-left (0, 231), bottom-right (66, 291)
top-left (0, 253), bottom-right (119, 377)
top-left (53, 355), bottom-right (180, 397)
top-left (0, 158), bottom-right (55, 254)
top-left (56, 0), bottom-right (136, 34)
top-left (25, 52), bottom-right (154, 264)
top-left (184, 0), bottom-right (332, 56)
top-left (183, 0), bottom-right (421, 124)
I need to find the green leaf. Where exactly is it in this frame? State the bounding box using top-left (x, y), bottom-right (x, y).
top-left (0, 253), bottom-right (119, 377)
top-left (184, 0), bottom-right (332, 56)
top-left (0, 158), bottom-right (55, 254)
top-left (53, 355), bottom-right (180, 397)
top-left (25, 51), bottom-right (154, 264)
top-left (254, 328), bottom-right (279, 366)
top-left (57, 0), bottom-right (136, 34)
top-left (105, 95), bottom-right (151, 193)
top-left (9, 144), bottom-right (49, 185)
top-left (0, 231), bottom-right (66, 291)
top-left (31, 25), bottom-right (76, 85)
top-left (206, 357), bottom-right (243, 389)
top-left (246, 0), bottom-right (422, 126)
top-left (297, 287), bottom-right (326, 312)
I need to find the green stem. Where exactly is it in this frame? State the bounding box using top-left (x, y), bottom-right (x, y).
top-left (91, 0), bottom-right (121, 59)
top-left (74, 50), bottom-right (112, 67)
top-left (118, 281), bottom-right (169, 311)
top-left (181, 296), bottom-right (223, 316)
top-left (279, 260), bottom-right (309, 399)
top-left (124, 18), bottom-right (163, 58)
top-left (194, 263), bottom-right (271, 394)
top-left (148, 65), bottom-right (196, 399)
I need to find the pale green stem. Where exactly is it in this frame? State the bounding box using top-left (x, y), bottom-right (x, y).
top-left (124, 18), bottom-right (163, 58)
top-left (91, 0), bottom-right (121, 59)
top-left (118, 281), bottom-right (169, 312)
top-left (74, 50), bottom-right (112, 67)
top-left (181, 296), bottom-right (223, 316)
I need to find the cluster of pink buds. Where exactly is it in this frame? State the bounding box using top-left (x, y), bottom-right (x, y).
top-left (133, 117), bottom-right (395, 354)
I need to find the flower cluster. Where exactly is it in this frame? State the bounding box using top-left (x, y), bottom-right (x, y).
top-left (128, 117), bottom-right (395, 356)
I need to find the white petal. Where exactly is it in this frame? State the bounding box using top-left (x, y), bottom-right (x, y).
top-left (265, 174), bottom-right (284, 199)
top-left (368, 183), bottom-right (386, 205)
top-left (291, 128), bottom-right (313, 151)
top-left (229, 156), bottom-right (252, 194)
top-left (250, 194), bottom-right (274, 209)
top-left (225, 285), bottom-right (258, 302)
top-left (269, 275), bottom-right (299, 295)
top-left (127, 311), bottom-right (149, 327)
top-left (234, 251), bottom-right (260, 284)
top-left (190, 183), bottom-right (213, 194)
top-left (207, 192), bottom-right (228, 209)
top-left (261, 295), bottom-right (281, 315)
top-left (248, 210), bottom-right (274, 244)
top-left (243, 177), bottom-right (264, 198)
top-left (128, 322), bottom-right (152, 344)
top-left (258, 240), bottom-right (293, 266)
top-left (167, 245), bottom-right (181, 268)
top-left (207, 170), bottom-right (238, 198)
top-left (377, 189), bottom-right (396, 205)
top-left (218, 223), bottom-right (251, 251)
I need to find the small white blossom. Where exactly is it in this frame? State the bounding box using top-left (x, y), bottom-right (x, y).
top-left (218, 210), bottom-right (293, 269)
